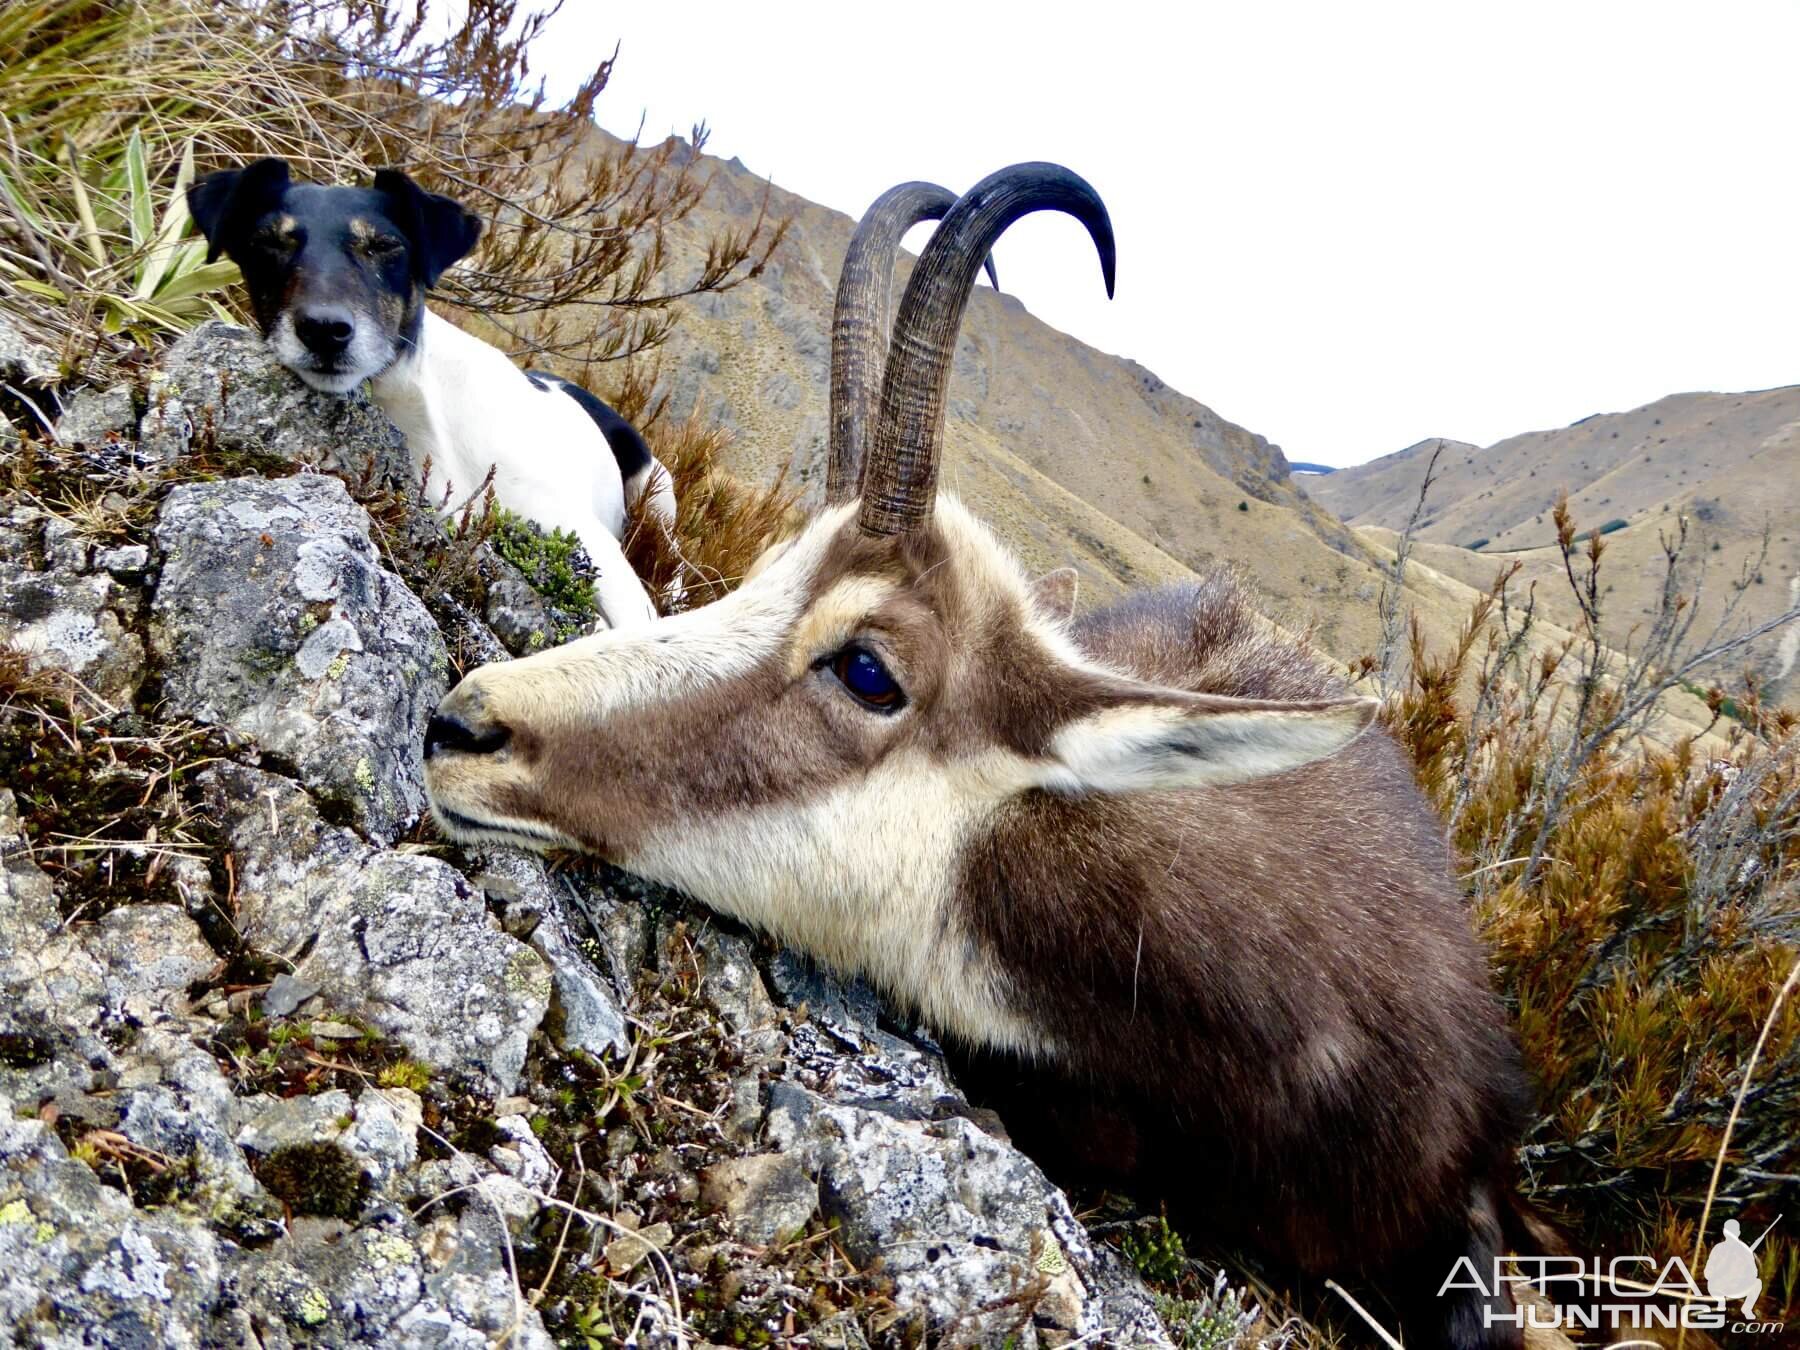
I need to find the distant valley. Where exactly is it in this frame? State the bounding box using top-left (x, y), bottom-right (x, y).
top-left (1311, 390), bottom-right (1800, 705)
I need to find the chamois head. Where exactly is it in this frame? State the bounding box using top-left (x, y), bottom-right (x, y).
top-left (422, 164), bottom-right (1375, 1049)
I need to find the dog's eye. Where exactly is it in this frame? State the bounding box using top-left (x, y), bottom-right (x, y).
top-left (253, 229), bottom-right (299, 257)
top-left (828, 645), bottom-right (905, 713)
top-left (362, 235), bottom-right (405, 258)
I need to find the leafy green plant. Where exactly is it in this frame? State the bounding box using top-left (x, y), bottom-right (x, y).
top-left (489, 508), bottom-right (601, 639)
top-left (1157, 1274), bottom-right (1266, 1350)
top-left (0, 130), bottom-right (241, 346)
top-left (1121, 1214), bottom-right (1190, 1284)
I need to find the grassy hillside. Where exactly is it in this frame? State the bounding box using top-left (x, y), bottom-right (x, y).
top-left (611, 136), bottom-right (1530, 673)
top-left (1313, 391), bottom-right (1800, 704)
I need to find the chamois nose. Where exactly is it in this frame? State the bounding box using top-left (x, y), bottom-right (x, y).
top-left (295, 309), bottom-right (355, 358)
top-left (423, 710), bottom-right (510, 760)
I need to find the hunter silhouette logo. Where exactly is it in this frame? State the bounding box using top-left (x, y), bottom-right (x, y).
top-left (1705, 1217), bottom-right (1778, 1319)
top-left (1439, 1213), bottom-right (1786, 1338)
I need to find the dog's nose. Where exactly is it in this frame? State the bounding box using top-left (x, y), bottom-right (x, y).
top-left (295, 310), bottom-right (355, 358)
top-left (424, 711), bottom-right (510, 760)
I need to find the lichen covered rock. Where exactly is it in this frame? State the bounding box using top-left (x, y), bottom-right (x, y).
top-left (0, 1116), bottom-right (226, 1348)
top-left (138, 321), bottom-right (410, 482)
top-left (153, 474), bottom-right (448, 842)
top-left (210, 766), bottom-right (551, 1094)
top-left (0, 510), bottom-right (145, 706)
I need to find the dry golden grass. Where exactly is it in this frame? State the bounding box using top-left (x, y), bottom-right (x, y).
top-left (1377, 517), bottom-right (1800, 1322)
top-left (612, 371), bottom-right (802, 614)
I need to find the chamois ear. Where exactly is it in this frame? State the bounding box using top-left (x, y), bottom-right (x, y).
top-left (187, 158), bottom-right (290, 262)
top-left (1043, 689), bottom-right (1377, 796)
top-left (373, 168), bottom-right (482, 288)
top-left (1029, 567), bottom-right (1079, 623)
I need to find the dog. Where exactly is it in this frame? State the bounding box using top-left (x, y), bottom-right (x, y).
top-left (187, 158), bottom-right (673, 629)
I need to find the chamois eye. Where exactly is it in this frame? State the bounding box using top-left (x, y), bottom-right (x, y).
top-left (829, 645), bottom-right (905, 713)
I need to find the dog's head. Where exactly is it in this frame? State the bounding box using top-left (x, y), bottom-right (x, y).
top-left (188, 159), bottom-right (481, 392)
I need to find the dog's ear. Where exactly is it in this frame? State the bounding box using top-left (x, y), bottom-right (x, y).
top-left (187, 158), bottom-right (291, 263)
top-left (374, 169), bottom-right (482, 289)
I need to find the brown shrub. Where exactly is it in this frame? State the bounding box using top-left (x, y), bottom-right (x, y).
top-left (1375, 497), bottom-right (1800, 1320)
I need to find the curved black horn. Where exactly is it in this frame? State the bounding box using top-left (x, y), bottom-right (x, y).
top-left (858, 163), bottom-right (1113, 537)
top-left (826, 183), bottom-right (998, 506)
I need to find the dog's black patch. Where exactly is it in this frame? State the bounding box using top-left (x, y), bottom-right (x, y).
top-left (524, 370), bottom-right (654, 484)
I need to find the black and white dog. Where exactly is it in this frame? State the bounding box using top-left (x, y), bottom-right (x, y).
top-left (188, 158), bottom-right (673, 628)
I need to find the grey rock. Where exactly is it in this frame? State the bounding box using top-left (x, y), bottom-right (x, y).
top-left (225, 1205), bottom-right (553, 1348)
top-left (56, 383), bottom-right (135, 448)
top-left (768, 1086), bottom-right (1170, 1348)
top-left (472, 849), bottom-right (630, 1060)
top-left (0, 1116), bottom-right (226, 1348)
top-left (768, 952), bottom-right (964, 1114)
top-left (238, 1087), bottom-right (423, 1197)
top-left (0, 790), bottom-right (58, 953)
top-left (120, 1080), bottom-right (274, 1227)
top-left (0, 513), bottom-right (145, 706)
top-left (139, 321), bottom-right (411, 482)
top-left (1, 813), bottom-right (222, 1123)
top-left (82, 904), bottom-right (216, 1015)
top-left (343, 1089), bottom-right (424, 1192)
top-left (752, 951), bottom-right (1174, 1345)
top-left (153, 474), bottom-right (449, 842)
top-left (236, 1088), bottom-right (360, 1156)
top-left (0, 790), bottom-right (75, 1112)
top-left (211, 766), bottom-right (550, 1093)
top-left (0, 311), bottom-right (56, 387)
top-left (487, 1114), bottom-right (558, 1190)
top-left (93, 543), bottom-right (151, 580)
top-left (699, 1151), bottom-right (818, 1244)
top-left (691, 924), bottom-right (778, 1047)
top-left (261, 971), bottom-right (322, 1017)
top-left (562, 870), bottom-right (654, 990)
top-left (481, 559), bottom-right (554, 655)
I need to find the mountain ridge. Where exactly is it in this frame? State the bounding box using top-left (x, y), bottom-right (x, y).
top-left (1311, 387), bottom-right (1800, 703)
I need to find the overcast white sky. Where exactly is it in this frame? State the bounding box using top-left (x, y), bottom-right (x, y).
top-left (529, 1), bottom-right (1799, 469)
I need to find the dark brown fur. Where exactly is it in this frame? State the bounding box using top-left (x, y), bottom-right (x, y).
top-left (953, 575), bottom-right (1530, 1344)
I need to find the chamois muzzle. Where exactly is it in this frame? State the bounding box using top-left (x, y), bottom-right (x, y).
top-left (423, 694), bottom-right (509, 760)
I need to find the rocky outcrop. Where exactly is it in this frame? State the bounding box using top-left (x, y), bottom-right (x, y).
top-left (0, 325), bottom-right (1206, 1346)
top-left (210, 765), bottom-right (552, 1093)
top-left (0, 508), bottom-right (146, 708)
top-left (137, 321), bottom-right (411, 482)
top-left (153, 475), bottom-right (448, 842)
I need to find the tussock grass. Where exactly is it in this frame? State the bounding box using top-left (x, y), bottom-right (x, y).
top-left (621, 407), bottom-right (802, 615)
top-left (0, 0), bottom-right (785, 382)
top-left (1375, 494), bottom-right (1800, 1322)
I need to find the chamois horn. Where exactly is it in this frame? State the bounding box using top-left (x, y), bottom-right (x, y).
top-left (858, 162), bottom-right (1114, 538)
top-left (826, 183), bottom-right (998, 505)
